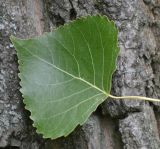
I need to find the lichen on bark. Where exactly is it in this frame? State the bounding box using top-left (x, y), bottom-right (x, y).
top-left (1, 0), bottom-right (160, 148)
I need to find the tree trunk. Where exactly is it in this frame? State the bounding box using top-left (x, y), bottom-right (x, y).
top-left (1, 0), bottom-right (160, 148)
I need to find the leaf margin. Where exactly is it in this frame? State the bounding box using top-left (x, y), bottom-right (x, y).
top-left (10, 14), bottom-right (119, 139)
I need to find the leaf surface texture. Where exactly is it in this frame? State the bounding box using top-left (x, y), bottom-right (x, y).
top-left (11, 15), bottom-right (119, 139)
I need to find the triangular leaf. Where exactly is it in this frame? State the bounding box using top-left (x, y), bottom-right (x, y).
top-left (11, 15), bottom-right (119, 139)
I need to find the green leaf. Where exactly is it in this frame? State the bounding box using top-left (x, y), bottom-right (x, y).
top-left (10, 15), bottom-right (119, 139)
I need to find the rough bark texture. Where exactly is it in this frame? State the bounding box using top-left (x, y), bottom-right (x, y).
top-left (0, 0), bottom-right (160, 148)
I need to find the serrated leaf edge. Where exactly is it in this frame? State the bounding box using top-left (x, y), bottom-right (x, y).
top-left (10, 15), bottom-right (119, 139)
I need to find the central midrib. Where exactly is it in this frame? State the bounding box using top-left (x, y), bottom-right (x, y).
top-left (16, 41), bottom-right (108, 96)
top-left (35, 54), bottom-right (107, 95)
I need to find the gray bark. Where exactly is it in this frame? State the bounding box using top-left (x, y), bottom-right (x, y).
top-left (0, 0), bottom-right (160, 148)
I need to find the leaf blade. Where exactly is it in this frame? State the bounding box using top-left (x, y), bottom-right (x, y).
top-left (11, 15), bottom-right (119, 139)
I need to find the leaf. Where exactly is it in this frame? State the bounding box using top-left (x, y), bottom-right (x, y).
top-left (10, 15), bottom-right (119, 139)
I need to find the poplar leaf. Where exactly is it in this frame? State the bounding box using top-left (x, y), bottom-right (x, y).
top-left (11, 15), bottom-right (119, 139)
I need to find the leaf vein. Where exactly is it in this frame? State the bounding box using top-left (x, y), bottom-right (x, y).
top-left (41, 93), bottom-right (103, 120)
top-left (73, 25), bottom-right (96, 85)
top-left (67, 29), bottom-right (81, 77)
top-left (51, 35), bottom-right (80, 76)
top-left (92, 18), bottom-right (105, 90)
top-left (39, 87), bottom-right (92, 103)
top-left (17, 42), bottom-right (107, 95)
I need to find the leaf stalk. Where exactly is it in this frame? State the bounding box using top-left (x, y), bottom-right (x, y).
top-left (108, 94), bottom-right (160, 102)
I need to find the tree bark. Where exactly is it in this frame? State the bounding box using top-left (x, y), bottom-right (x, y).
top-left (0, 0), bottom-right (160, 148)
